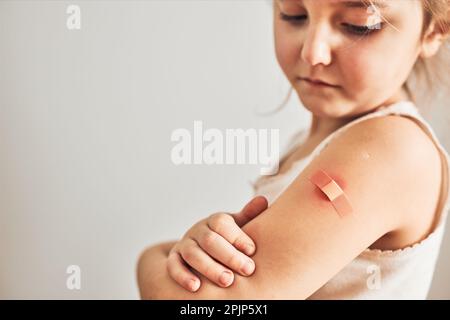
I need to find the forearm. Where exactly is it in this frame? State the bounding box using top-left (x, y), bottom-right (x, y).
top-left (137, 241), bottom-right (178, 299)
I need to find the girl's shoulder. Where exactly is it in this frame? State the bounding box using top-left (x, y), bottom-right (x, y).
top-left (333, 114), bottom-right (442, 250)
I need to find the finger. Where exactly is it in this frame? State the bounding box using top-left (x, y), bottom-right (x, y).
top-left (208, 213), bottom-right (257, 256)
top-left (180, 238), bottom-right (235, 288)
top-left (197, 225), bottom-right (255, 276)
top-left (232, 196), bottom-right (268, 227)
top-left (167, 250), bottom-right (201, 292)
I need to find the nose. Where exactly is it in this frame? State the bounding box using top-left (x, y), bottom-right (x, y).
top-left (301, 24), bottom-right (332, 66)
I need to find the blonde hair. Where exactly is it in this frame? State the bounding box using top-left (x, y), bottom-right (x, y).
top-left (269, 0), bottom-right (450, 114)
top-left (406, 0), bottom-right (450, 108)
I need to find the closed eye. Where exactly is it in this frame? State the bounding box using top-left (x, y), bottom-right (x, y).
top-left (279, 13), bottom-right (308, 23)
top-left (342, 22), bottom-right (383, 36)
top-left (279, 12), bottom-right (383, 37)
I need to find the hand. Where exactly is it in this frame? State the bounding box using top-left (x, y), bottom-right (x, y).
top-left (167, 196), bottom-right (268, 292)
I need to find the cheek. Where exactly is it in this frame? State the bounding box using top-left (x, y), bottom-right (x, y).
top-left (339, 28), bottom-right (422, 96)
top-left (275, 27), bottom-right (302, 80)
top-left (344, 52), bottom-right (380, 87)
top-left (339, 44), bottom-right (401, 94)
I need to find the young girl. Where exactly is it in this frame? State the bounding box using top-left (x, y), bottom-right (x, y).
top-left (137, 0), bottom-right (450, 299)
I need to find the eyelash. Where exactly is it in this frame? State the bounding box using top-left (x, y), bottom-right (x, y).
top-left (279, 13), bottom-right (383, 36)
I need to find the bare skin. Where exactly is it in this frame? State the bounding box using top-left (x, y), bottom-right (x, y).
top-left (137, 0), bottom-right (448, 299)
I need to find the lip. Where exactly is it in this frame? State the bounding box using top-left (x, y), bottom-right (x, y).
top-left (299, 77), bottom-right (339, 88)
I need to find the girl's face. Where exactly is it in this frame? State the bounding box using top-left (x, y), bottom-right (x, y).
top-left (274, 0), bottom-right (424, 118)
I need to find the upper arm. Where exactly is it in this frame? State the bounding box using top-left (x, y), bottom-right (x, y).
top-left (144, 115), bottom-right (440, 299)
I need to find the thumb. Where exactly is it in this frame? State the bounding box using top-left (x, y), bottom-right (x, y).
top-left (232, 196), bottom-right (268, 227)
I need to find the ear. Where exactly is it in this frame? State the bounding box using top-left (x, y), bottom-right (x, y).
top-left (419, 20), bottom-right (447, 59)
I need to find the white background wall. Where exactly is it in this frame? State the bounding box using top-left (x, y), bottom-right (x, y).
top-left (0, 0), bottom-right (449, 299)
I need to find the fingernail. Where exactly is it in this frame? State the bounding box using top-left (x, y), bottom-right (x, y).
top-left (189, 279), bottom-right (200, 292)
top-left (244, 243), bottom-right (255, 255)
top-left (241, 260), bottom-right (255, 276)
top-left (219, 271), bottom-right (233, 287)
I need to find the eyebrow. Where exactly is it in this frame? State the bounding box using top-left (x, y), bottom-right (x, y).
top-left (336, 0), bottom-right (389, 9)
top-left (278, 0), bottom-right (390, 11)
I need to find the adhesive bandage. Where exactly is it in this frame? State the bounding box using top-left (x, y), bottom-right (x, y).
top-left (309, 169), bottom-right (353, 217)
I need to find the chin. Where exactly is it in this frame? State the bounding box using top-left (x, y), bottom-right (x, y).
top-left (301, 99), bottom-right (350, 118)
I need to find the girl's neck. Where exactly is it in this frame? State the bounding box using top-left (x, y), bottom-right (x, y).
top-left (308, 116), bottom-right (352, 141)
top-left (308, 89), bottom-right (411, 141)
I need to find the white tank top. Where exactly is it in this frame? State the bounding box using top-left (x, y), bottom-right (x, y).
top-left (250, 100), bottom-right (450, 299)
